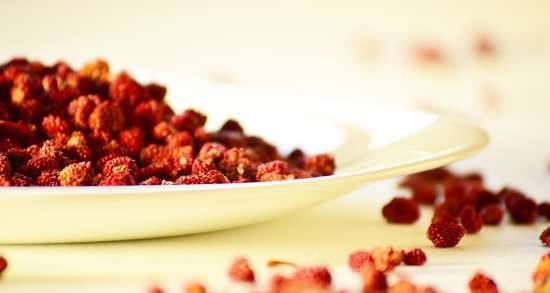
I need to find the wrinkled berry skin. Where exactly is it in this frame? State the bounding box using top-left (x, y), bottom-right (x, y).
top-left (403, 248), bottom-right (427, 266)
top-left (292, 266), bottom-right (332, 288)
top-left (369, 246), bottom-right (404, 272)
top-left (540, 227), bottom-right (550, 247)
top-left (256, 160), bottom-right (291, 182)
top-left (468, 272), bottom-right (499, 293)
top-left (305, 154), bottom-right (335, 176)
top-left (227, 256), bottom-right (255, 283)
top-left (59, 162), bottom-right (93, 186)
top-left (362, 264), bottom-right (387, 293)
top-left (427, 221), bottom-right (465, 248)
top-left (460, 206), bottom-right (484, 234)
top-left (382, 197), bottom-right (420, 224)
top-left (175, 170), bottom-right (229, 185)
top-left (348, 250), bottom-right (373, 272)
top-left (479, 204), bottom-right (503, 226)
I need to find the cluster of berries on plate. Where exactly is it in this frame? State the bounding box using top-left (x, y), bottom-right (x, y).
top-left (0, 58), bottom-right (335, 186)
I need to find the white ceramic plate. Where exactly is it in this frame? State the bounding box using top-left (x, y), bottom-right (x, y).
top-left (0, 80), bottom-right (489, 244)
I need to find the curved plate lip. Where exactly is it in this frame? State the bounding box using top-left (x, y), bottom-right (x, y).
top-left (0, 115), bottom-right (489, 198)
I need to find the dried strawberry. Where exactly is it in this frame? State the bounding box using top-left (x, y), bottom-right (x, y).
top-left (427, 221), bottom-right (465, 248)
top-left (305, 154), bottom-right (335, 176)
top-left (171, 109), bottom-right (207, 132)
top-left (479, 204), bottom-right (504, 226)
top-left (540, 227), bottom-right (550, 247)
top-left (460, 206), bottom-right (484, 234)
top-left (361, 264), bottom-right (387, 293)
top-left (382, 197), bottom-right (420, 224)
top-left (256, 160), bottom-right (291, 182)
top-left (175, 170), bottom-right (229, 185)
top-left (228, 256), bottom-right (255, 283)
top-left (369, 247), bottom-right (404, 272)
top-left (348, 250), bottom-right (374, 273)
top-left (468, 272), bottom-right (499, 293)
top-left (292, 266), bottom-right (332, 288)
top-left (403, 248), bottom-right (427, 266)
top-left (59, 162), bottom-right (93, 186)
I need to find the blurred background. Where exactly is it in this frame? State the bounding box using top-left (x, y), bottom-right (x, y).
top-left (0, 1), bottom-right (549, 292)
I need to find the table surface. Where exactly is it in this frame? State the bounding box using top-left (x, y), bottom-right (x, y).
top-left (0, 1), bottom-right (549, 292)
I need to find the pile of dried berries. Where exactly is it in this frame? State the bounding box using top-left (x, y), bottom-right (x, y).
top-left (145, 251), bottom-right (550, 293)
top-left (0, 58), bottom-right (335, 186)
top-left (382, 167), bottom-right (549, 248)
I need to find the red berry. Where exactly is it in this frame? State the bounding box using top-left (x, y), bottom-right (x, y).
top-left (176, 170), bottom-right (229, 185)
top-left (468, 272), bottom-right (499, 293)
top-left (403, 248), bottom-right (427, 266)
top-left (348, 250), bottom-right (373, 272)
top-left (184, 282), bottom-right (206, 293)
top-left (479, 204), bottom-right (504, 226)
top-left (460, 206), bottom-right (484, 234)
top-left (361, 264), bottom-right (387, 293)
top-left (369, 246), bottom-right (404, 272)
top-left (427, 221), bottom-right (465, 248)
top-left (59, 162), bottom-right (93, 186)
top-left (304, 154), bottom-right (335, 176)
top-left (0, 256), bottom-right (7, 274)
top-left (256, 160), bottom-right (291, 182)
top-left (540, 227), bottom-right (550, 247)
top-left (538, 202), bottom-right (550, 221)
top-left (506, 194), bottom-right (537, 224)
top-left (382, 197), bottom-right (420, 224)
top-left (292, 266), bottom-right (332, 288)
top-left (228, 256), bottom-right (255, 283)
top-left (147, 285), bottom-right (164, 293)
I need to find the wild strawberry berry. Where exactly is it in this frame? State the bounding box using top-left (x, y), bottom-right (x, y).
top-left (369, 247), bottom-right (404, 272)
top-left (67, 95), bottom-right (100, 129)
top-left (140, 176), bottom-right (162, 185)
top-left (460, 206), bottom-right (484, 234)
top-left (102, 156), bottom-right (137, 177)
top-left (0, 256), bottom-right (7, 274)
top-left (468, 272), bottom-right (499, 293)
top-left (36, 170), bottom-right (61, 186)
top-left (228, 256), bottom-right (255, 283)
top-left (479, 204), bottom-right (504, 226)
top-left (175, 170), bottom-right (229, 185)
top-left (41, 115), bottom-right (71, 138)
top-left (89, 101), bottom-right (125, 132)
top-left (147, 285), bottom-right (164, 293)
top-left (403, 248), bottom-right (427, 266)
top-left (533, 253), bottom-right (550, 293)
top-left (218, 147), bottom-right (259, 182)
top-left (538, 202), bottom-right (550, 221)
top-left (361, 264), bottom-right (387, 293)
top-left (540, 227), bottom-right (550, 247)
top-left (382, 197), bottom-right (420, 224)
top-left (287, 149), bottom-right (306, 168)
top-left (59, 162), bottom-right (93, 186)
top-left (292, 266), bottom-right (332, 288)
top-left (184, 282), bottom-right (206, 293)
top-left (79, 59), bottom-right (110, 82)
top-left (305, 154), bottom-right (335, 177)
top-left (427, 221), bottom-right (465, 248)
top-left (256, 160), bottom-right (291, 182)
top-left (0, 152), bottom-right (12, 176)
top-left (118, 127), bottom-right (145, 157)
top-left (220, 119), bottom-right (244, 133)
top-left (505, 193), bottom-right (537, 224)
top-left (98, 172), bottom-right (135, 186)
top-left (348, 250), bottom-right (373, 272)
top-left (171, 109), bottom-right (207, 132)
